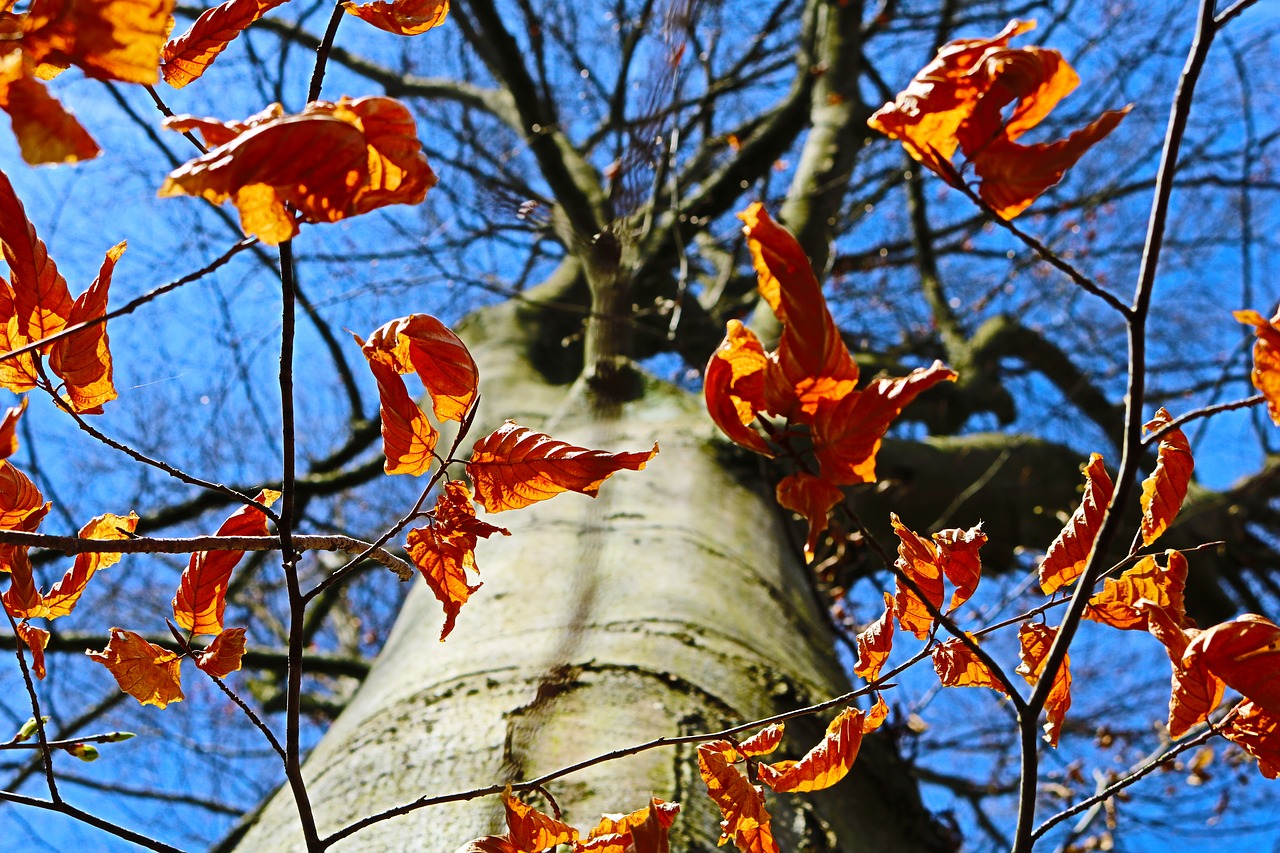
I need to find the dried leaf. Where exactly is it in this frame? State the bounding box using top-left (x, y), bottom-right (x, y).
top-left (1136, 408), bottom-right (1194, 545)
top-left (49, 240), bottom-right (123, 412)
top-left (358, 336), bottom-right (438, 476)
top-left (503, 790), bottom-right (578, 852)
top-left (22, 0), bottom-right (176, 84)
top-left (703, 319), bottom-right (771, 456)
top-left (15, 621), bottom-right (48, 679)
top-left (1, 543), bottom-right (40, 617)
top-left (696, 741), bottom-right (777, 853)
top-left (854, 591), bottom-right (894, 682)
top-left (1084, 550), bottom-right (1187, 631)
top-left (775, 472), bottom-right (843, 563)
top-left (467, 422), bottom-right (657, 513)
top-left (40, 511), bottom-right (139, 618)
top-left (161, 0), bottom-right (290, 88)
top-left (890, 514), bottom-right (943, 640)
top-left (195, 626), bottom-right (247, 678)
top-left (737, 724), bottom-right (785, 758)
top-left (0, 55), bottom-right (100, 164)
top-left (1142, 602), bottom-right (1223, 739)
top-left (361, 314), bottom-right (478, 422)
top-left (863, 695), bottom-right (889, 732)
top-left (0, 459), bottom-right (48, 530)
top-left (0, 397), bottom-right (26, 459)
top-left (172, 489), bottom-right (281, 635)
top-left (933, 523), bottom-right (986, 613)
top-left (1016, 622), bottom-right (1071, 747)
top-left (1038, 453), bottom-right (1112, 595)
top-left (1222, 701), bottom-right (1280, 780)
top-left (758, 707), bottom-right (864, 793)
top-left (0, 167), bottom-right (73, 348)
top-left (1235, 307), bottom-right (1280, 425)
top-left (87, 627), bottom-right (184, 708)
top-left (932, 636), bottom-right (1008, 695)
top-left (584, 798), bottom-right (680, 852)
top-left (343, 0), bottom-right (448, 35)
top-left (1182, 615), bottom-right (1280, 716)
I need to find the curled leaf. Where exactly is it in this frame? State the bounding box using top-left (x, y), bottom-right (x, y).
top-left (854, 591), bottom-right (894, 683)
top-left (933, 523), bottom-right (986, 613)
top-left (503, 789), bottom-right (578, 852)
top-left (195, 626), bottom-right (247, 678)
top-left (1142, 602), bottom-right (1223, 739)
top-left (0, 55), bottom-right (100, 164)
top-left (87, 627), bottom-right (184, 708)
top-left (161, 0), bottom-right (290, 88)
top-left (696, 741), bottom-right (777, 853)
top-left (1084, 550), bottom-right (1187, 631)
top-left (737, 724), bottom-right (785, 758)
top-left (890, 514), bottom-right (943, 640)
top-left (703, 319), bottom-right (771, 456)
top-left (1222, 701), bottom-right (1280, 780)
top-left (21, 0), bottom-right (177, 84)
top-left (932, 636), bottom-right (1008, 695)
top-left (15, 621), bottom-right (48, 679)
top-left (1182, 615), bottom-right (1280, 716)
top-left (357, 335), bottom-right (438, 476)
top-left (1038, 453), bottom-right (1112, 595)
top-left (1235, 307), bottom-right (1280, 425)
top-left (757, 707), bottom-right (864, 793)
top-left (49, 240), bottom-right (123, 413)
top-left (361, 314), bottom-right (478, 422)
top-left (775, 472), bottom-right (843, 563)
top-left (40, 510), bottom-right (139, 618)
top-left (1016, 622), bottom-right (1071, 747)
top-left (343, 0), bottom-right (448, 35)
top-left (0, 397), bottom-right (26, 459)
top-left (1139, 408), bottom-right (1193, 546)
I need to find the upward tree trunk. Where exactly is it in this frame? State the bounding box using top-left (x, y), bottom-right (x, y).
top-left (234, 292), bottom-right (952, 852)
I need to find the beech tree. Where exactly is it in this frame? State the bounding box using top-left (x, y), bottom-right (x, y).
top-left (1, 0), bottom-right (1278, 851)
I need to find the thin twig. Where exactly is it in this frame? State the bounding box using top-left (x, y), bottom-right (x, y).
top-left (0, 790), bottom-right (185, 852)
top-left (1141, 394), bottom-right (1264, 446)
top-left (4, 610), bottom-right (58, 803)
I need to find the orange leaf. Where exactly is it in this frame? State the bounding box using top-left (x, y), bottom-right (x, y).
top-left (0, 397), bottom-right (26, 459)
top-left (583, 798), bottom-right (680, 851)
top-left (1222, 700), bottom-right (1280, 780)
top-left (737, 724), bottom-right (785, 758)
top-left (1016, 622), bottom-right (1071, 747)
top-left (0, 459), bottom-right (48, 530)
top-left (1235, 307), bottom-right (1280, 425)
top-left (39, 511), bottom-right (139, 618)
top-left (757, 707), bottom-right (864, 793)
top-left (15, 621), bottom-right (48, 679)
top-left (22, 0), bottom-right (176, 84)
top-left (467, 422), bottom-right (657, 513)
top-left (703, 319), bottom-right (771, 456)
top-left (504, 790), bottom-right (578, 852)
top-left (195, 626), bottom-right (247, 678)
top-left (933, 523), bottom-right (986, 613)
top-left (696, 741), bottom-right (777, 853)
top-left (775, 472), bottom-right (842, 563)
top-left (456, 838), bottom-right (515, 853)
top-left (172, 489), bottom-right (281, 635)
top-left (0, 167), bottom-right (73, 348)
top-left (49, 240), bottom-right (123, 413)
top-left (342, 0), bottom-right (448, 35)
top-left (358, 336), bottom-right (438, 476)
top-left (361, 314), bottom-right (478, 422)
top-left (86, 627), bottom-right (184, 708)
top-left (161, 0), bottom-right (290, 88)
top-left (1038, 453), bottom-right (1112, 595)
top-left (1139, 409), bottom-right (1194, 546)
top-left (854, 591), bottom-right (894, 682)
top-left (1, 543), bottom-right (41, 618)
top-left (890, 514), bottom-right (943, 640)
top-left (1182, 615), bottom-right (1280, 716)
top-left (1142, 602), bottom-right (1223, 739)
top-left (1084, 550), bottom-right (1187, 631)
top-left (932, 636), bottom-right (1008, 695)
top-left (810, 362), bottom-right (957, 485)
top-left (159, 97), bottom-right (437, 244)
top-left (0, 56), bottom-right (100, 164)
top-left (863, 694), bottom-right (889, 732)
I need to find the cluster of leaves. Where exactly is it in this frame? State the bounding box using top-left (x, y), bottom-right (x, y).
top-left (459, 790), bottom-right (679, 853)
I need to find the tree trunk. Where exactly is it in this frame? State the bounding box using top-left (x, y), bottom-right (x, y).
top-left (234, 293), bottom-right (952, 852)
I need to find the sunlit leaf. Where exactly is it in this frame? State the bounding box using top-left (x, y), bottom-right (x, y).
top-left (1, 543), bottom-right (40, 617)
top-left (1182, 615), bottom-right (1280, 716)
top-left (22, 0), bottom-right (176, 84)
top-left (361, 314), bottom-right (478, 422)
top-left (932, 523), bottom-right (985, 613)
top-left (1016, 622), bottom-right (1071, 747)
top-left (703, 319), bottom-right (770, 456)
top-left (15, 621), bottom-right (47, 678)
top-left (357, 336), bottom-right (438, 476)
top-left (0, 54), bottom-right (100, 164)
top-left (1139, 409), bottom-right (1193, 546)
top-left (854, 591), bottom-right (894, 682)
top-left (87, 627), bottom-right (184, 708)
top-left (932, 635), bottom-right (1008, 695)
top-left (172, 489), bottom-right (281, 635)
top-left (467, 422), bottom-right (657, 513)
top-left (161, 0), bottom-right (290, 88)
top-left (40, 511), bottom-right (139, 618)
top-left (343, 0), bottom-right (448, 36)
top-left (504, 789), bottom-right (578, 852)
top-left (194, 626), bottom-right (247, 677)
top-left (0, 397), bottom-right (26, 459)
top-left (696, 741), bottom-right (777, 853)
top-left (758, 707), bottom-right (864, 793)
top-left (1222, 700), bottom-right (1280, 780)
top-left (737, 724), bottom-right (785, 758)
top-left (1235, 307), bottom-right (1280, 425)
top-left (0, 167), bottom-right (72, 348)
top-left (863, 694), bottom-right (889, 732)
top-left (1038, 453), bottom-right (1112, 595)
top-left (49, 240), bottom-right (123, 413)
top-left (1142, 602), bottom-right (1223, 739)
top-left (0, 459), bottom-right (48, 530)
top-left (890, 513), bottom-right (943, 640)
top-left (775, 472), bottom-right (843, 563)
top-left (1084, 550), bottom-right (1187, 631)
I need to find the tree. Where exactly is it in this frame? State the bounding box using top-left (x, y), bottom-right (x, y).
top-left (1, 0), bottom-right (1278, 851)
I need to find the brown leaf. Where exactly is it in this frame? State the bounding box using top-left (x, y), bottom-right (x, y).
top-left (15, 620), bottom-right (48, 679)
top-left (49, 240), bottom-right (123, 413)
top-left (86, 627), bottom-right (184, 708)
top-left (161, 0), bottom-right (290, 88)
top-left (696, 741), bottom-right (777, 853)
top-left (467, 422), bottom-right (657, 513)
top-left (932, 636), bottom-right (1008, 695)
top-left (172, 489), bottom-right (281, 635)
top-left (0, 56), bottom-right (100, 164)
top-left (342, 0), bottom-right (448, 35)
top-left (195, 626), bottom-right (247, 678)
top-left (1235, 307), bottom-right (1280, 425)
top-left (1084, 550), bottom-right (1187, 631)
top-left (854, 591), bottom-right (894, 683)
top-left (1142, 602), bottom-right (1223, 739)
top-left (1222, 700), bottom-right (1280, 780)
top-left (39, 511), bottom-right (139, 618)
top-left (358, 335), bottom-right (438, 476)
top-left (0, 167), bottom-right (73, 348)
top-left (932, 523), bottom-right (986, 613)
top-left (503, 790), bottom-right (578, 852)
top-left (703, 319), bottom-right (770, 456)
top-left (757, 707), bottom-right (864, 793)
top-left (1038, 453), bottom-right (1112, 595)
top-left (890, 514), bottom-right (943, 640)
top-left (0, 459), bottom-right (48, 530)
top-left (1182, 615), bottom-right (1280, 716)
top-left (0, 397), bottom-right (26, 459)
top-left (583, 798), bottom-right (680, 853)
top-left (737, 724), bottom-right (785, 758)
top-left (361, 314), bottom-right (478, 423)
top-left (1, 543), bottom-right (41, 618)
top-left (1016, 622), bottom-right (1071, 747)
top-left (775, 472), bottom-right (843, 563)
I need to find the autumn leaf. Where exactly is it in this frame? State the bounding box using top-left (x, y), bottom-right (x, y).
top-left (503, 789), bottom-right (578, 851)
top-left (775, 472), bottom-right (843, 562)
top-left (1222, 701), bottom-right (1280, 780)
top-left (0, 167), bottom-right (73, 349)
top-left (703, 319), bottom-right (771, 456)
top-left (1142, 602), bottom-right (1223, 739)
top-left (1084, 550), bottom-right (1187, 631)
top-left (357, 335), bottom-right (438, 476)
top-left (21, 0), bottom-right (177, 84)
top-left (15, 621), bottom-right (48, 679)
top-left (1016, 622), bottom-right (1071, 747)
top-left (48, 240), bottom-right (123, 412)
top-left (1038, 453), bottom-right (1113, 595)
top-left (1, 543), bottom-right (41, 618)
top-left (758, 707), bottom-right (864, 793)
top-left (343, 0), bottom-right (448, 36)
top-left (932, 636), bottom-right (1009, 695)
top-left (867, 19), bottom-right (1129, 219)
top-left (696, 741), bottom-right (777, 853)
top-left (172, 489), bottom-right (281, 636)
top-left (361, 314), bottom-right (478, 423)
top-left (467, 422), bottom-right (657, 513)
top-left (0, 459), bottom-right (49, 530)
top-left (737, 724), bottom-right (785, 758)
top-left (87, 628), bottom-right (184, 708)
top-left (0, 55), bottom-right (100, 164)
top-left (0, 397), bottom-right (26, 459)
top-left (890, 514), bottom-right (943, 640)
top-left (582, 799), bottom-right (680, 853)
top-left (39, 511), bottom-right (139, 618)
top-left (1235, 307), bottom-right (1280, 425)
top-left (1139, 408), bottom-right (1193, 546)
top-left (194, 626), bottom-right (247, 678)
top-left (933, 523), bottom-right (986, 613)
top-left (863, 694), bottom-right (889, 732)
top-left (161, 0), bottom-right (290, 88)
top-left (159, 97), bottom-right (437, 244)
top-left (854, 591), bottom-right (894, 682)
top-left (1182, 615), bottom-right (1280, 716)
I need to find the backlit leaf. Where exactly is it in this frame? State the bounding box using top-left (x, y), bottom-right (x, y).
top-left (1, 543), bottom-right (40, 617)
top-left (1235, 307), bottom-right (1280, 425)
top-left (932, 636), bottom-right (1008, 695)
top-left (22, 0), bottom-right (176, 84)
top-left (1142, 602), bottom-right (1222, 739)
top-left (757, 707), bottom-right (863, 793)
top-left (890, 514), bottom-right (943, 640)
top-left (737, 724), bottom-right (785, 758)
top-left (1182, 615), bottom-right (1280, 716)
top-left (1139, 408), bottom-right (1193, 546)
top-left (504, 790), bottom-right (578, 851)
top-left (582, 798), bottom-right (680, 853)
top-left (172, 489), bottom-right (281, 635)
top-left (1222, 701), bottom-right (1280, 780)
top-left (361, 314), bottom-right (478, 422)
top-left (0, 167), bottom-right (72, 348)
top-left (854, 591), bottom-right (894, 682)
top-left (1038, 453), bottom-right (1112, 595)
top-left (696, 741), bottom-right (777, 853)
top-left (195, 626), bottom-right (247, 678)
top-left (40, 511), bottom-right (139, 618)
top-left (49, 240), bottom-right (123, 413)
top-left (1084, 550), bottom-right (1187, 631)
top-left (703, 319), bottom-right (770, 456)
top-left (87, 627), bottom-right (184, 708)
top-left (358, 335), bottom-right (438, 476)
top-left (1016, 622), bottom-right (1071, 747)
top-left (0, 55), bottom-right (100, 164)
top-left (0, 459), bottom-right (48, 530)
top-left (0, 397), bottom-right (26, 459)
top-left (161, 0), bottom-right (290, 88)
top-left (467, 422), bottom-right (657, 513)
top-left (863, 694), bottom-right (889, 732)
top-left (775, 472), bottom-right (843, 563)
top-left (932, 523), bottom-right (986, 613)
top-left (343, 0), bottom-right (448, 35)
top-left (15, 621), bottom-right (47, 679)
